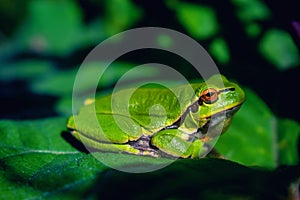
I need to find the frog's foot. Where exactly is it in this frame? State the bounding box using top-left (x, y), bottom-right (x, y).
top-left (151, 129), bottom-right (209, 158)
top-left (136, 149), bottom-right (160, 158)
top-left (111, 143), bottom-right (160, 158)
top-left (151, 130), bottom-right (193, 158)
top-left (128, 135), bottom-right (160, 157)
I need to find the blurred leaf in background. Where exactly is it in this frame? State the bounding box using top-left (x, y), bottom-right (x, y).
top-left (259, 29), bottom-right (300, 71)
top-left (215, 88), bottom-right (300, 168)
top-left (167, 1), bottom-right (219, 40)
top-left (103, 0), bottom-right (142, 36)
top-left (208, 37), bottom-right (231, 65)
top-left (0, 60), bottom-right (55, 81)
top-left (14, 0), bottom-right (85, 55)
top-left (232, 0), bottom-right (271, 38)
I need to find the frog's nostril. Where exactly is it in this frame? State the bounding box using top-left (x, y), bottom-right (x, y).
top-left (222, 87), bottom-right (235, 92)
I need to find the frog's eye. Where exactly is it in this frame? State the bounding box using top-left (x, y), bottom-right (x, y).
top-left (200, 88), bottom-right (218, 104)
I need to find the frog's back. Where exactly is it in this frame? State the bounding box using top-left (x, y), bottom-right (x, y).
top-left (95, 85), bottom-right (198, 131)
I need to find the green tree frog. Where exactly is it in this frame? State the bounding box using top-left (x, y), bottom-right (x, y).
top-left (67, 75), bottom-right (245, 158)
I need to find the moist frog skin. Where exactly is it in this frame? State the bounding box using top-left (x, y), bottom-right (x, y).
top-left (67, 75), bottom-right (245, 158)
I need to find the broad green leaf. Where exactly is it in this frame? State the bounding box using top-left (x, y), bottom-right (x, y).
top-left (0, 118), bottom-right (107, 199)
top-left (0, 118), bottom-right (76, 153)
top-left (0, 117), bottom-right (298, 199)
top-left (215, 88), bottom-right (300, 168)
top-left (1, 118), bottom-right (267, 199)
top-left (259, 29), bottom-right (300, 71)
top-left (91, 152), bottom-right (175, 173)
top-left (170, 2), bottom-right (219, 39)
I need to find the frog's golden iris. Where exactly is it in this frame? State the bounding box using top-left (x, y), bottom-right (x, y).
top-left (200, 88), bottom-right (219, 104)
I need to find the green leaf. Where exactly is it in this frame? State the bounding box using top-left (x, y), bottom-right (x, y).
top-left (31, 62), bottom-right (159, 97)
top-left (103, 0), bottom-right (142, 36)
top-left (15, 0), bottom-right (84, 55)
top-left (0, 118), bottom-right (107, 199)
top-left (259, 29), bottom-right (300, 71)
top-left (0, 60), bottom-right (54, 81)
top-left (215, 88), bottom-right (300, 168)
top-left (0, 117), bottom-right (261, 198)
top-left (232, 0), bottom-right (270, 38)
top-left (97, 158), bottom-right (280, 199)
top-left (55, 96), bottom-right (74, 116)
top-left (245, 23), bottom-right (261, 38)
top-left (156, 34), bottom-right (174, 48)
top-left (82, 18), bottom-right (107, 46)
top-left (30, 62), bottom-right (160, 115)
top-left (209, 37), bottom-right (231, 64)
top-left (215, 88), bottom-right (277, 168)
top-left (170, 2), bottom-right (219, 39)
top-left (277, 119), bottom-right (300, 165)
top-left (0, 117), bottom-right (297, 199)
top-left (31, 68), bottom-right (77, 96)
top-left (232, 0), bottom-right (271, 22)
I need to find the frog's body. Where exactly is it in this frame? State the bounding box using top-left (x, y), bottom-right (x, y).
top-left (67, 75), bottom-right (245, 158)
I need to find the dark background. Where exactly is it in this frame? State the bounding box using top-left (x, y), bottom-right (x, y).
top-left (0, 0), bottom-right (299, 123)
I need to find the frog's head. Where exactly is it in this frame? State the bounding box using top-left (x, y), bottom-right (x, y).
top-left (194, 74), bottom-right (245, 118)
top-left (188, 75), bottom-right (245, 138)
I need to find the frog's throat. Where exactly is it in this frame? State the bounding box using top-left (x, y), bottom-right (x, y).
top-left (163, 104), bottom-right (241, 140)
top-left (197, 105), bottom-right (241, 136)
top-left (165, 99), bottom-right (242, 131)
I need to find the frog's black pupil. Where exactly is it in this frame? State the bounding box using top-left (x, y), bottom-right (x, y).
top-left (206, 92), bottom-right (215, 97)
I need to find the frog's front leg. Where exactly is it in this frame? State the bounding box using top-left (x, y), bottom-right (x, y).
top-left (151, 129), bottom-right (205, 158)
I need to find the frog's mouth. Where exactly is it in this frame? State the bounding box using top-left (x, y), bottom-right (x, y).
top-left (197, 104), bottom-right (242, 139)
